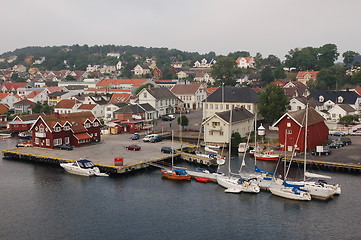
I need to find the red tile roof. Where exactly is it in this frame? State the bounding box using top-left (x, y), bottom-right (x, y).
top-left (1, 82), bottom-right (28, 90)
top-left (236, 57), bottom-right (254, 63)
top-left (354, 88), bottom-right (361, 96)
top-left (77, 104), bottom-right (96, 110)
top-left (0, 93), bottom-right (9, 99)
top-left (26, 91), bottom-right (42, 98)
top-left (206, 87), bottom-right (219, 95)
top-left (109, 93), bottom-right (132, 103)
top-left (74, 132), bottom-right (92, 140)
top-left (296, 71), bottom-right (319, 79)
top-left (14, 99), bottom-right (36, 106)
top-left (37, 112), bottom-right (97, 129)
top-left (55, 99), bottom-right (81, 109)
top-left (96, 79), bottom-right (149, 88)
top-left (85, 88), bottom-right (131, 93)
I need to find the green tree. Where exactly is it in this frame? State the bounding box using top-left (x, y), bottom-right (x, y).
top-left (135, 83), bottom-right (154, 95)
top-left (32, 102), bottom-right (43, 113)
top-left (342, 51), bottom-right (359, 66)
top-left (211, 57), bottom-right (242, 86)
top-left (273, 66), bottom-right (287, 79)
top-left (259, 84), bottom-right (289, 124)
top-left (318, 44), bottom-right (339, 69)
top-left (260, 66), bottom-right (275, 84)
top-left (177, 115), bottom-right (189, 130)
top-left (339, 115), bottom-right (359, 126)
top-left (231, 132), bottom-right (242, 147)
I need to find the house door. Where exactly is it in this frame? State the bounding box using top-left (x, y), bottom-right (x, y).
top-left (287, 146), bottom-right (293, 152)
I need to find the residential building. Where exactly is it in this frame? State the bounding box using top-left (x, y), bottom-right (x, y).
top-left (203, 86), bottom-right (259, 119)
top-left (236, 57), bottom-right (255, 69)
top-left (171, 82), bottom-right (207, 110)
top-left (193, 58), bottom-right (216, 68)
top-left (13, 99), bottom-right (36, 114)
top-left (194, 71), bottom-right (215, 85)
top-left (309, 90), bottom-right (361, 113)
top-left (288, 96), bottom-right (321, 112)
top-left (54, 99), bottom-right (82, 114)
top-left (132, 64), bottom-right (151, 76)
top-left (0, 93), bottom-right (20, 109)
top-left (273, 108), bottom-right (328, 152)
top-left (7, 113), bottom-right (45, 132)
top-left (296, 71), bottom-right (319, 85)
top-left (202, 108), bottom-right (254, 145)
top-left (138, 87), bottom-right (180, 117)
top-left (328, 104), bottom-right (356, 122)
top-left (30, 112), bottom-right (101, 149)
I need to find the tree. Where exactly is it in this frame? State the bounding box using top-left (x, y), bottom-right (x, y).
top-left (231, 132), bottom-right (242, 147)
top-left (177, 115), bottom-right (189, 130)
top-left (318, 44), bottom-right (339, 69)
top-left (260, 66), bottom-right (275, 84)
top-left (135, 83), bottom-right (154, 95)
top-left (273, 66), bottom-right (287, 79)
top-left (342, 51), bottom-right (359, 66)
top-left (263, 54), bottom-right (281, 68)
top-left (211, 57), bottom-right (242, 86)
top-left (339, 115), bottom-right (359, 126)
top-left (32, 102), bottom-right (54, 114)
top-left (259, 84), bottom-right (289, 124)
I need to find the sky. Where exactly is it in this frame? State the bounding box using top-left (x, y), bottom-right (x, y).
top-left (1, 0), bottom-right (360, 60)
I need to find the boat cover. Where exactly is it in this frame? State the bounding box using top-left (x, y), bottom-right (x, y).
top-left (284, 181), bottom-right (304, 188)
top-left (173, 169), bottom-right (188, 175)
top-left (255, 166), bottom-right (273, 176)
top-left (78, 159), bottom-right (94, 168)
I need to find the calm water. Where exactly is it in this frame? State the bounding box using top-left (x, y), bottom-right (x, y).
top-left (1, 138), bottom-right (361, 240)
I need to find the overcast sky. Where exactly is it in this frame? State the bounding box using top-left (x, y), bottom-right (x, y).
top-left (1, 0), bottom-right (360, 60)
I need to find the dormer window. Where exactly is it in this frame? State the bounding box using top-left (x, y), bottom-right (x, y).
top-left (85, 123), bottom-right (91, 128)
top-left (93, 122), bottom-right (99, 127)
top-left (319, 95), bottom-right (324, 103)
top-left (54, 126), bottom-right (61, 132)
top-left (64, 126), bottom-right (70, 131)
top-left (337, 96), bottom-right (344, 103)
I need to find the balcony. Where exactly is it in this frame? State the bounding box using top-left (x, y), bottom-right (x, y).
top-left (35, 132), bottom-right (46, 138)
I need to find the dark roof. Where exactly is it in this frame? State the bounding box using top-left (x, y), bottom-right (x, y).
top-left (139, 103), bottom-right (155, 111)
top-left (48, 91), bottom-right (68, 97)
top-left (310, 90), bottom-right (359, 104)
top-left (275, 108), bottom-right (325, 127)
top-left (338, 104), bottom-right (356, 113)
top-left (206, 86), bottom-right (259, 103)
top-left (65, 85), bottom-right (86, 90)
top-left (146, 87), bottom-right (178, 99)
top-left (215, 107), bottom-right (254, 123)
top-left (114, 104), bottom-right (146, 114)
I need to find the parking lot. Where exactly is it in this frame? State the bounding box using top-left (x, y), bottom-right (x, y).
top-left (13, 133), bottom-right (194, 167)
top-left (307, 135), bottom-right (361, 165)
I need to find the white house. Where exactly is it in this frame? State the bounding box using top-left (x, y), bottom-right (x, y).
top-left (194, 71), bottom-right (215, 85)
top-left (132, 64), bottom-right (151, 76)
top-left (203, 86), bottom-right (259, 119)
top-left (138, 87), bottom-right (180, 117)
top-left (202, 108), bottom-right (254, 145)
top-left (54, 99), bottom-right (82, 114)
top-left (328, 104), bottom-right (356, 122)
top-left (104, 103), bottom-right (127, 121)
top-left (76, 103), bottom-right (104, 118)
top-left (193, 58), bottom-right (216, 68)
top-left (236, 57), bottom-right (255, 69)
top-left (171, 82), bottom-right (207, 110)
top-left (26, 90), bottom-right (48, 103)
top-left (0, 93), bottom-right (20, 109)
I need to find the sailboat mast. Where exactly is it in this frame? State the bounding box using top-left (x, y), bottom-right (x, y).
top-left (228, 106), bottom-right (233, 176)
top-left (254, 113), bottom-right (257, 166)
top-left (304, 104), bottom-right (309, 182)
top-left (171, 130), bottom-right (174, 170)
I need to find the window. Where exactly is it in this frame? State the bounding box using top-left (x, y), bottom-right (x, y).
top-left (54, 138), bottom-right (62, 146)
top-left (35, 138), bottom-right (39, 144)
top-left (85, 123), bottom-right (91, 128)
top-left (65, 137), bottom-right (69, 144)
top-left (64, 126), bottom-right (70, 131)
top-left (209, 131), bottom-right (213, 135)
top-left (286, 129), bottom-right (292, 134)
top-left (212, 122), bottom-right (220, 127)
top-left (94, 122), bottom-right (99, 127)
top-left (54, 126), bottom-right (61, 132)
top-left (143, 92), bottom-right (147, 98)
top-left (319, 95), bottom-right (324, 102)
top-left (39, 125), bottom-right (45, 133)
top-left (220, 131), bottom-right (223, 136)
top-left (287, 122), bottom-right (291, 127)
top-left (46, 139), bottom-right (50, 146)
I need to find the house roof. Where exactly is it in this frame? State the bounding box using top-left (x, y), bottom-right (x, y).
top-left (206, 87), bottom-right (219, 95)
top-left (0, 103), bottom-right (9, 114)
top-left (96, 79), bottom-right (149, 88)
top-left (273, 108), bottom-right (325, 127)
top-left (78, 104), bottom-right (97, 110)
top-left (144, 87), bottom-right (178, 100)
top-left (171, 82), bottom-right (203, 95)
top-left (0, 93), bottom-right (9, 99)
top-left (296, 71), bottom-right (319, 79)
top-left (35, 111), bottom-right (97, 130)
top-left (14, 99), bottom-right (36, 106)
top-left (48, 91), bottom-right (68, 97)
top-left (27, 91), bottom-right (43, 98)
top-left (46, 86), bottom-right (65, 93)
top-left (309, 90), bottom-right (360, 104)
top-left (13, 113), bottom-right (45, 121)
top-left (208, 107), bottom-right (254, 124)
top-left (337, 104), bottom-right (356, 113)
top-left (206, 86), bottom-right (259, 103)
top-left (236, 57), bottom-right (254, 63)
top-left (354, 88), bottom-right (361, 96)
top-left (109, 93), bottom-right (132, 103)
top-left (55, 99), bottom-right (81, 109)
top-left (139, 103), bottom-right (155, 111)
top-left (114, 104), bottom-right (146, 114)
top-left (1, 82), bottom-right (28, 90)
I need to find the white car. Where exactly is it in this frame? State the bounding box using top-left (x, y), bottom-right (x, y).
top-left (350, 131), bottom-right (361, 136)
top-left (143, 134), bottom-right (158, 142)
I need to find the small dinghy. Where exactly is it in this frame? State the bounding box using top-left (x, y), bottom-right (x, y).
top-left (195, 177), bottom-right (211, 183)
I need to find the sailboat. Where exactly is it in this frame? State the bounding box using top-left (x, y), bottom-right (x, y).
top-left (216, 107), bottom-right (260, 194)
top-left (161, 130), bottom-right (191, 180)
top-left (286, 105), bottom-right (341, 200)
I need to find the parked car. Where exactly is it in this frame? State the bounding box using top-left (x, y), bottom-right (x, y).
top-left (339, 137), bottom-right (352, 145)
top-left (161, 146), bottom-right (176, 154)
top-left (331, 131), bottom-right (345, 136)
top-left (143, 134), bottom-right (158, 142)
top-left (58, 144), bottom-right (73, 151)
top-left (333, 139), bottom-right (344, 147)
top-left (126, 144), bottom-right (141, 151)
top-left (131, 133), bottom-right (140, 140)
top-left (161, 115), bottom-right (173, 121)
top-left (328, 142), bottom-right (341, 149)
top-left (350, 131), bottom-right (361, 136)
top-left (150, 135), bottom-right (163, 143)
top-left (167, 114), bottom-right (175, 120)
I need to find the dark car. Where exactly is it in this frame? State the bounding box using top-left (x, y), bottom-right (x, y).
top-left (58, 144), bottom-right (73, 151)
top-left (328, 142), bottom-right (341, 149)
top-left (161, 146), bottom-right (176, 154)
top-left (131, 133), bottom-right (140, 140)
top-left (331, 131), bottom-right (345, 136)
top-left (339, 137), bottom-right (352, 145)
top-left (150, 135), bottom-right (163, 143)
top-left (126, 144), bottom-right (141, 151)
top-left (161, 115), bottom-right (172, 121)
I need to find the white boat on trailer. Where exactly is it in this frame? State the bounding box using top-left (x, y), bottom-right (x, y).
top-left (60, 159), bottom-right (109, 177)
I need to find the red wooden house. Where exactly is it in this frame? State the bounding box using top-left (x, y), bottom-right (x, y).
top-left (30, 111), bottom-right (101, 149)
top-left (273, 108), bottom-right (328, 152)
top-left (7, 113), bottom-right (45, 132)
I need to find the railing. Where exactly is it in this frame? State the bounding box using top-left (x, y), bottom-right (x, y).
top-left (35, 132), bottom-right (46, 138)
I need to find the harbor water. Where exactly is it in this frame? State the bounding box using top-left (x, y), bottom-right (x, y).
top-left (1, 138), bottom-right (361, 240)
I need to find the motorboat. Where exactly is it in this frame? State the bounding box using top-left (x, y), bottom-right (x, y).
top-left (60, 159), bottom-right (109, 177)
top-left (254, 151), bottom-right (279, 161)
top-left (161, 168), bottom-right (191, 180)
top-left (195, 177), bottom-right (211, 183)
top-left (16, 141), bottom-right (33, 147)
top-left (0, 133), bottom-right (12, 139)
top-left (217, 175), bottom-right (260, 193)
top-left (238, 143), bottom-right (247, 153)
top-left (18, 131), bottom-right (32, 139)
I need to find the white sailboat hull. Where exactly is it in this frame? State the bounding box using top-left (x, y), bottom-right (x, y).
top-left (217, 175), bottom-right (260, 193)
top-left (269, 186), bottom-right (311, 201)
top-left (288, 181), bottom-right (338, 200)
